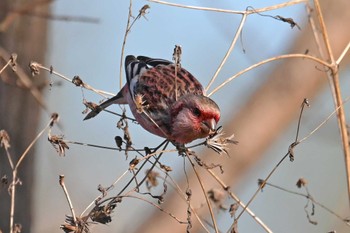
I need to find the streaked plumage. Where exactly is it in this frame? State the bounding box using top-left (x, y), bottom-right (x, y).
top-left (84, 55), bottom-right (220, 144)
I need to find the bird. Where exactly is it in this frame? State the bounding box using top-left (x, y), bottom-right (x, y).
top-left (84, 55), bottom-right (220, 144)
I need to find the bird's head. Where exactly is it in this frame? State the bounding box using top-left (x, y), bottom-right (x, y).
top-left (170, 94), bottom-right (220, 144)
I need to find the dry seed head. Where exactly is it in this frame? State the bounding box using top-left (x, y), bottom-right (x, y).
top-left (0, 130), bottom-right (11, 149)
top-left (29, 61), bottom-right (41, 76)
top-left (134, 93), bottom-right (148, 113)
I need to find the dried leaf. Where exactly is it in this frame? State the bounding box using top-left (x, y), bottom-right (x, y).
top-left (296, 177), bottom-right (308, 188)
top-left (0, 130), bottom-right (11, 149)
top-left (48, 135), bottom-right (69, 156)
top-left (72, 76), bottom-right (83, 87)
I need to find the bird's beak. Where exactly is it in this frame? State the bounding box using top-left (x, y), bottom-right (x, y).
top-left (204, 118), bottom-right (217, 135)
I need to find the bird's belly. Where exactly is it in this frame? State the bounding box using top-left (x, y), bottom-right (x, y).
top-left (129, 106), bottom-right (169, 139)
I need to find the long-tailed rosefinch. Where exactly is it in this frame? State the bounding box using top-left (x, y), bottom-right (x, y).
top-left (84, 55), bottom-right (220, 144)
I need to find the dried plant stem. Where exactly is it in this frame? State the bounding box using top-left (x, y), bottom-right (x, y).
top-left (9, 118), bottom-right (53, 233)
top-left (14, 123), bottom-right (51, 172)
top-left (306, 4), bottom-right (326, 59)
top-left (207, 53), bottom-right (330, 97)
top-left (229, 150), bottom-right (291, 232)
top-left (313, 0), bottom-right (350, 206)
top-left (308, 0), bottom-right (350, 205)
top-left (206, 169), bottom-right (272, 233)
top-left (133, 153), bottom-right (164, 192)
top-left (96, 141), bottom-right (168, 206)
top-left (59, 175), bottom-right (77, 225)
top-left (9, 170), bottom-right (18, 233)
top-left (127, 195), bottom-right (187, 224)
top-left (225, 93), bottom-right (350, 231)
top-left (264, 182), bottom-right (350, 226)
top-left (186, 153), bottom-right (219, 233)
top-left (120, 0), bottom-right (133, 89)
top-left (0, 54), bottom-right (13, 74)
top-left (35, 63), bottom-right (114, 98)
top-left (0, 48), bottom-right (47, 109)
top-left (4, 148), bottom-right (14, 170)
top-left (313, 0), bottom-right (334, 62)
top-left (336, 41), bottom-right (350, 65)
top-left (299, 96), bottom-right (350, 144)
top-left (164, 175), bottom-right (211, 233)
top-left (80, 169), bottom-right (129, 217)
top-left (205, 13), bottom-right (247, 93)
top-left (226, 99), bottom-right (309, 232)
top-left (148, 0), bottom-right (307, 15)
top-left (329, 72), bottom-right (350, 205)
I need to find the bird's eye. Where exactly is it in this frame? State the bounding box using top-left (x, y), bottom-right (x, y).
top-left (193, 107), bottom-right (201, 117)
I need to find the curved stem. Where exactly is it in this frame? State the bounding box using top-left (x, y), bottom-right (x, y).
top-left (207, 53), bottom-right (331, 97)
top-left (186, 153), bottom-right (219, 233)
top-left (205, 13), bottom-right (247, 93)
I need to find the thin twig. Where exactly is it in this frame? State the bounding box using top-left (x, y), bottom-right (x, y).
top-left (2, 135), bottom-right (14, 170)
top-left (186, 152), bottom-right (219, 233)
top-left (205, 13), bottom-right (247, 93)
top-left (313, 0), bottom-right (335, 64)
top-left (9, 171), bottom-right (17, 233)
top-left (134, 141), bottom-right (169, 191)
top-left (95, 140), bottom-right (168, 208)
top-left (148, 0), bottom-right (307, 15)
top-left (207, 53), bottom-right (331, 97)
top-left (206, 169), bottom-right (273, 233)
top-left (336, 41), bottom-right (350, 65)
top-left (0, 48), bottom-right (47, 109)
top-left (173, 45), bottom-right (182, 101)
top-left (14, 117), bottom-right (54, 172)
top-left (80, 169), bottom-right (129, 217)
top-left (0, 53), bottom-right (14, 74)
top-left (119, 3), bottom-right (150, 89)
top-left (123, 195), bottom-right (188, 224)
top-left (119, 0), bottom-right (133, 89)
top-left (227, 99), bottom-right (309, 232)
top-left (30, 62), bottom-right (114, 98)
top-left (295, 99), bottom-right (310, 142)
top-left (59, 175), bottom-right (77, 226)
top-left (314, 0), bottom-right (350, 206)
top-left (164, 171), bottom-right (211, 233)
top-left (298, 96), bottom-right (350, 144)
top-left (306, 4), bottom-right (326, 59)
top-left (264, 182), bottom-right (350, 227)
top-left (9, 116), bottom-right (54, 233)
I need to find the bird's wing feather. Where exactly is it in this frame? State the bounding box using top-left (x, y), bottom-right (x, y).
top-left (125, 55), bottom-right (149, 101)
top-left (137, 56), bottom-right (173, 67)
top-left (135, 63), bottom-right (204, 121)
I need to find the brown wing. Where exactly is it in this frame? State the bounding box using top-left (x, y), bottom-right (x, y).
top-left (135, 64), bottom-right (204, 110)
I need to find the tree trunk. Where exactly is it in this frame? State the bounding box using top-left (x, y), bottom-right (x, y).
top-left (0, 1), bottom-right (48, 232)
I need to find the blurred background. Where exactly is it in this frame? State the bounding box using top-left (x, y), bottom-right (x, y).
top-left (1, 0), bottom-right (349, 232)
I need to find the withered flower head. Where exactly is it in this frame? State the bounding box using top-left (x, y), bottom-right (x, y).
top-left (296, 177), bottom-right (308, 188)
top-left (0, 130), bottom-right (11, 149)
top-left (205, 127), bottom-right (238, 155)
top-left (48, 135), bottom-right (69, 156)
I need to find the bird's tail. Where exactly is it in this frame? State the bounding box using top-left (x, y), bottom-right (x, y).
top-left (83, 91), bottom-right (124, 120)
